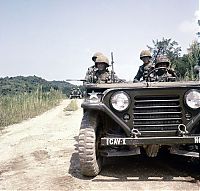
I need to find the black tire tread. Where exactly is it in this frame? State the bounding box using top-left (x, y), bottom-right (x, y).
top-left (78, 112), bottom-right (101, 176)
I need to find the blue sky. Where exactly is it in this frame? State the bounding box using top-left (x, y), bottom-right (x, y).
top-left (0, 0), bottom-right (198, 82)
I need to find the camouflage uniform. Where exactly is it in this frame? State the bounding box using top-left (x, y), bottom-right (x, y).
top-left (134, 62), bottom-right (155, 82)
top-left (85, 65), bottom-right (97, 83)
top-left (85, 52), bottom-right (104, 83)
top-left (93, 69), bottom-right (112, 83)
top-left (153, 55), bottom-right (176, 82)
top-left (134, 50), bottom-right (154, 82)
top-left (85, 55), bottom-right (119, 83)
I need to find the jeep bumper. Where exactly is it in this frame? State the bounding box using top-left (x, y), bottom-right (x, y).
top-left (101, 136), bottom-right (200, 146)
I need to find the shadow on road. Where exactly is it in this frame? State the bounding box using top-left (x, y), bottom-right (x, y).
top-left (94, 153), bottom-right (200, 183)
top-left (68, 136), bottom-right (93, 180)
top-left (68, 136), bottom-right (200, 183)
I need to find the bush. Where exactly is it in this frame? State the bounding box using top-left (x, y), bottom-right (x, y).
top-left (64, 100), bottom-right (78, 112)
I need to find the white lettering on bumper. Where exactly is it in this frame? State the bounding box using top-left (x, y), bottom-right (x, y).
top-left (106, 138), bottom-right (126, 145)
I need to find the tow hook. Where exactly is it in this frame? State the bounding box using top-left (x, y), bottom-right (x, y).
top-left (177, 124), bottom-right (188, 136)
top-left (130, 128), bottom-right (141, 138)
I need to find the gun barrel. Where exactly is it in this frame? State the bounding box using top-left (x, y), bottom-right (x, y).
top-left (66, 79), bottom-right (86, 82)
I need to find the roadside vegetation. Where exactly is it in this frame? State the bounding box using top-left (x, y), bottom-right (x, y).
top-left (0, 75), bottom-right (84, 128)
top-left (0, 75), bottom-right (83, 97)
top-left (64, 100), bottom-right (79, 116)
top-left (0, 88), bottom-right (63, 128)
top-left (64, 100), bottom-right (78, 111)
top-left (148, 38), bottom-right (200, 80)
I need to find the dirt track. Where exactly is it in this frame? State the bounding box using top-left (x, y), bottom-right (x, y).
top-left (0, 99), bottom-right (200, 190)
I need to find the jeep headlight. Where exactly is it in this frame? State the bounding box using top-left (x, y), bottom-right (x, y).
top-left (110, 91), bottom-right (130, 111)
top-left (185, 90), bottom-right (200, 109)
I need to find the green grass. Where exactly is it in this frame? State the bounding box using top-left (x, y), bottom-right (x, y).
top-left (64, 100), bottom-right (78, 112)
top-left (0, 88), bottom-right (64, 128)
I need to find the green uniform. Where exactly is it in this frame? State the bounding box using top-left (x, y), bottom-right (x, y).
top-left (85, 66), bottom-right (120, 83)
top-left (134, 62), bottom-right (154, 82)
top-left (85, 54), bottom-right (121, 83)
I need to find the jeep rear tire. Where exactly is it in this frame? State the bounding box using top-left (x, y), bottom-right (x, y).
top-left (78, 111), bottom-right (102, 176)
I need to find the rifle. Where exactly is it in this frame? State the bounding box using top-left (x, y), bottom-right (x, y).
top-left (111, 52), bottom-right (114, 83)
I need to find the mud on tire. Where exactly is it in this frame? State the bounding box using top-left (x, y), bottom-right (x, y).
top-left (78, 111), bottom-right (102, 176)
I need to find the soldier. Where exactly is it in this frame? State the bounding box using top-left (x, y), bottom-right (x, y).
top-left (133, 50), bottom-right (154, 82)
top-left (85, 55), bottom-right (112, 83)
top-left (85, 55), bottom-right (121, 83)
top-left (154, 55), bottom-right (176, 82)
top-left (86, 52), bottom-right (104, 81)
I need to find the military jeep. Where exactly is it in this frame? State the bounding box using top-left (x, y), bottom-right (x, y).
top-left (78, 80), bottom-right (200, 176)
top-left (69, 88), bottom-right (82, 99)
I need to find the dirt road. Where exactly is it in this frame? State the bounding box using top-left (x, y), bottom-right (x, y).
top-left (0, 99), bottom-right (200, 190)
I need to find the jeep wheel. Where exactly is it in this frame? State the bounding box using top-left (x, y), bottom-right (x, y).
top-left (78, 111), bottom-right (102, 176)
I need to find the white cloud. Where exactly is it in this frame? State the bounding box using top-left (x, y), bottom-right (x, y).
top-left (178, 20), bottom-right (197, 33)
top-left (178, 10), bottom-right (199, 34)
top-left (195, 10), bottom-right (200, 20)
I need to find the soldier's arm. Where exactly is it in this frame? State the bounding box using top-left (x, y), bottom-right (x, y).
top-left (168, 68), bottom-right (177, 77)
top-left (85, 67), bottom-right (96, 83)
top-left (133, 66), bottom-right (143, 82)
top-left (84, 70), bottom-right (91, 82)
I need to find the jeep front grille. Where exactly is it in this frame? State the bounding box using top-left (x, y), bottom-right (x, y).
top-left (133, 95), bottom-right (182, 131)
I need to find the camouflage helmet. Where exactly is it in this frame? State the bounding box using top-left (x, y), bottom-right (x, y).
top-left (95, 55), bottom-right (109, 67)
top-left (92, 52), bottom-right (104, 62)
top-left (140, 50), bottom-right (152, 60)
top-left (156, 55), bottom-right (170, 67)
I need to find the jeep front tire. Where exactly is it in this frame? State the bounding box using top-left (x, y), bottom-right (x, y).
top-left (78, 111), bottom-right (102, 176)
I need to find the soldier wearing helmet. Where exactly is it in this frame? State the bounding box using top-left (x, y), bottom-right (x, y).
top-left (85, 55), bottom-right (113, 83)
top-left (154, 55), bottom-right (176, 82)
top-left (85, 52), bottom-right (104, 83)
top-left (85, 52), bottom-right (121, 83)
top-left (156, 55), bottom-right (170, 68)
top-left (133, 50), bottom-right (154, 82)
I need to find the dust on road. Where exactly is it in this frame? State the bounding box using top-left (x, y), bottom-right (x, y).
top-left (0, 99), bottom-right (200, 190)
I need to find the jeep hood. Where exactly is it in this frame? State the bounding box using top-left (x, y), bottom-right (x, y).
top-left (84, 81), bottom-right (200, 89)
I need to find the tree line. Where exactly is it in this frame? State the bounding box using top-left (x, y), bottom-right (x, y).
top-left (0, 75), bottom-right (82, 97)
top-left (147, 38), bottom-right (200, 80)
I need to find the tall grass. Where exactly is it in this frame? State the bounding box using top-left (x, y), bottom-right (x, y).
top-left (0, 87), bottom-right (63, 127)
top-left (64, 100), bottom-right (78, 112)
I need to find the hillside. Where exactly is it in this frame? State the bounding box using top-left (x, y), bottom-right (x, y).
top-left (0, 76), bottom-right (79, 96)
